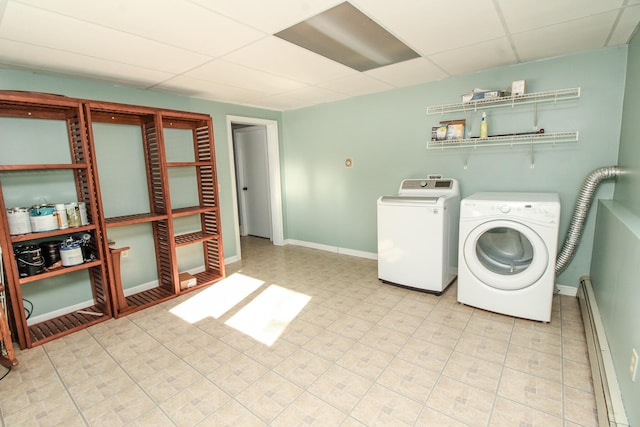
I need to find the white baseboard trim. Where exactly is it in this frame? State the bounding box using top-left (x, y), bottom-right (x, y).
top-left (27, 265), bottom-right (209, 325)
top-left (27, 300), bottom-right (95, 326)
top-left (556, 284), bottom-right (578, 297)
top-left (225, 254), bottom-right (240, 265)
top-left (284, 239), bottom-right (377, 260)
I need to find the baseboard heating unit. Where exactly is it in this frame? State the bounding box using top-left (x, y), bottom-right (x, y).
top-left (578, 276), bottom-right (629, 427)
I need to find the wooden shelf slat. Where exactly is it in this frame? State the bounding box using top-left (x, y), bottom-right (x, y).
top-left (174, 231), bottom-right (216, 246)
top-left (0, 163), bottom-right (88, 171)
top-left (28, 304), bottom-right (107, 345)
top-left (171, 206), bottom-right (216, 217)
top-left (105, 212), bottom-right (168, 227)
top-left (11, 224), bottom-right (97, 243)
top-left (18, 260), bottom-right (102, 285)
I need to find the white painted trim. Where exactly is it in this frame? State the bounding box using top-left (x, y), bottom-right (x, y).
top-left (226, 116), bottom-right (284, 262)
top-left (556, 284), bottom-right (578, 297)
top-left (27, 300), bottom-right (97, 326)
top-left (284, 239), bottom-right (377, 260)
top-left (27, 265), bottom-right (211, 325)
top-left (225, 255), bottom-right (240, 265)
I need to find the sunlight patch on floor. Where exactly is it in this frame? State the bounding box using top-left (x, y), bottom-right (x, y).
top-left (169, 273), bottom-right (265, 323)
top-left (225, 284), bottom-right (311, 346)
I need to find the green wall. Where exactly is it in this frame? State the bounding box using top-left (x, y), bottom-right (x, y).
top-left (0, 45), bottom-right (630, 318)
top-left (0, 68), bottom-right (282, 260)
top-left (0, 69), bottom-right (281, 316)
top-left (590, 30), bottom-right (640, 424)
top-left (282, 46), bottom-right (627, 289)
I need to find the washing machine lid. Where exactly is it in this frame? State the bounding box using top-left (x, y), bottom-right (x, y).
top-left (464, 219), bottom-right (549, 290)
top-left (379, 195), bottom-right (439, 204)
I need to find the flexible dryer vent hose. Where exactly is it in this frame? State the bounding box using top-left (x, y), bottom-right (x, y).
top-left (555, 166), bottom-right (624, 275)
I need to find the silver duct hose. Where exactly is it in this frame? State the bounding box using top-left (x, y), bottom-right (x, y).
top-left (555, 166), bottom-right (624, 275)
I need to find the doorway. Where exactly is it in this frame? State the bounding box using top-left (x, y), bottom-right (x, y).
top-left (226, 116), bottom-right (283, 261)
top-left (233, 125), bottom-right (271, 239)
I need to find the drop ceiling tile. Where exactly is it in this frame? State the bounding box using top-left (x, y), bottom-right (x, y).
top-left (353, 0), bottom-right (506, 55)
top-left (0, 2), bottom-right (210, 73)
top-left (251, 86), bottom-right (348, 110)
top-left (0, 40), bottom-right (172, 88)
top-left (14, 0), bottom-right (267, 57)
top-left (608, 4), bottom-right (640, 45)
top-left (246, 94), bottom-right (305, 111)
top-left (155, 75), bottom-right (270, 104)
top-left (189, 0), bottom-right (343, 33)
top-left (184, 60), bottom-right (306, 94)
top-left (365, 57), bottom-right (448, 88)
top-left (316, 74), bottom-right (393, 96)
top-left (498, 0), bottom-right (623, 33)
top-left (513, 11), bottom-right (618, 62)
top-left (429, 38), bottom-right (517, 76)
top-left (221, 36), bottom-right (356, 85)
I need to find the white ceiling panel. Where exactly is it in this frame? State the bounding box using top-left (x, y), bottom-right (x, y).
top-left (222, 36), bottom-right (356, 85)
top-left (0, 2), bottom-right (211, 73)
top-left (189, 0), bottom-right (343, 34)
top-left (316, 74), bottom-right (393, 96)
top-left (14, 0), bottom-right (267, 57)
top-left (498, 0), bottom-right (623, 34)
top-left (354, 0), bottom-right (505, 55)
top-left (0, 40), bottom-right (172, 88)
top-left (155, 75), bottom-right (270, 104)
top-left (365, 58), bottom-right (448, 88)
top-left (430, 38), bottom-right (517, 76)
top-left (0, 0), bottom-right (638, 110)
top-left (513, 11), bottom-right (619, 62)
top-left (608, 4), bottom-right (640, 45)
top-left (184, 60), bottom-right (307, 94)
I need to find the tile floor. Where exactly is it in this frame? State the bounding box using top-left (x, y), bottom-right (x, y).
top-left (0, 237), bottom-right (597, 426)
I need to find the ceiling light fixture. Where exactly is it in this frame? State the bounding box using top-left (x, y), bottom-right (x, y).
top-left (275, 2), bottom-right (419, 72)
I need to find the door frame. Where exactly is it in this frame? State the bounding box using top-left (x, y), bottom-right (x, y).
top-left (226, 116), bottom-right (284, 260)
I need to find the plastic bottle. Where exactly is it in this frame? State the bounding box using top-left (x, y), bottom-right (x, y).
top-left (480, 112), bottom-right (488, 138)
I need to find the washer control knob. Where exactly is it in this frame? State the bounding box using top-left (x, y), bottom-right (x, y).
top-left (420, 181), bottom-right (428, 187)
top-left (500, 204), bottom-right (511, 213)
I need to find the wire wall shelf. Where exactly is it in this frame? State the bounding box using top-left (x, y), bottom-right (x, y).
top-left (426, 87), bottom-right (581, 115)
top-left (427, 131), bottom-right (579, 150)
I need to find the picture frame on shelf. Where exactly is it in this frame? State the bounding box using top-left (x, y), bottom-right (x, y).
top-left (441, 119), bottom-right (466, 141)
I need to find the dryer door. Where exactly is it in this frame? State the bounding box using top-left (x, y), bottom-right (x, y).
top-left (463, 219), bottom-right (549, 290)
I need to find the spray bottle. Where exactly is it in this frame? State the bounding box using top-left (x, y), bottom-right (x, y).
top-left (480, 112), bottom-right (488, 138)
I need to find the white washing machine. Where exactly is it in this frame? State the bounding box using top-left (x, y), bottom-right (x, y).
top-left (377, 176), bottom-right (460, 294)
top-left (457, 192), bottom-right (561, 322)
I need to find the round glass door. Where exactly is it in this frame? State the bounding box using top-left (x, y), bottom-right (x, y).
top-left (464, 220), bottom-right (549, 290)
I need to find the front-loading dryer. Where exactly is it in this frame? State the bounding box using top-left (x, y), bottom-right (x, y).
top-left (457, 192), bottom-right (561, 322)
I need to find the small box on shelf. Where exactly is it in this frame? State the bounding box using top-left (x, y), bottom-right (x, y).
top-left (179, 272), bottom-right (197, 290)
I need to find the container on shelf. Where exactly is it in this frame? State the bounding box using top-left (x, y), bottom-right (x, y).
top-left (65, 202), bottom-right (82, 227)
top-left (78, 202), bottom-right (89, 226)
top-left (59, 240), bottom-right (84, 266)
top-left (38, 240), bottom-right (62, 268)
top-left (14, 244), bottom-right (45, 277)
top-left (29, 205), bottom-right (58, 232)
top-left (55, 203), bottom-right (69, 229)
top-left (7, 207), bottom-right (32, 235)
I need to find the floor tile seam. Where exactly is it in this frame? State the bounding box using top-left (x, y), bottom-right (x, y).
top-left (92, 315), bottom-right (233, 424)
top-left (421, 318), bottom-right (465, 415)
top-left (41, 343), bottom-right (91, 427)
top-left (423, 375), bottom-right (493, 427)
top-left (413, 405), bottom-right (477, 427)
top-left (484, 313), bottom-right (516, 427)
top-left (238, 368), bottom-right (308, 424)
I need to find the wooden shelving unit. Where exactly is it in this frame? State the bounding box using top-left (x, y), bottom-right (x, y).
top-left (0, 91), bottom-right (112, 349)
top-left (85, 102), bottom-right (224, 317)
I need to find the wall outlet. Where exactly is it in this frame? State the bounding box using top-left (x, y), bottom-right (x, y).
top-left (631, 348), bottom-right (638, 382)
top-left (121, 249), bottom-right (129, 258)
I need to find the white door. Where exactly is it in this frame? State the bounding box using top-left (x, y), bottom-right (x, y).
top-left (234, 126), bottom-right (272, 239)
